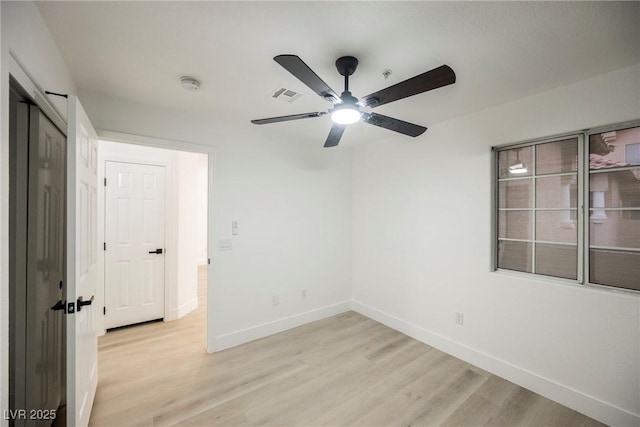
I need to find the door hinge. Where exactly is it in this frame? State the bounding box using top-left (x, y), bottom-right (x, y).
top-left (208, 258), bottom-right (211, 265)
top-left (103, 306), bottom-right (106, 315)
top-left (104, 242), bottom-right (106, 251)
top-left (104, 177), bottom-right (107, 186)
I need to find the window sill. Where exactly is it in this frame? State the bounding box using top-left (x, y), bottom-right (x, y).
top-left (491, 269), bottom-right (640, 297)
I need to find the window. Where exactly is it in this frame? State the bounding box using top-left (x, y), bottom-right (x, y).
top-left (494, 123), bottom-right (640, 292)
top-left (496, 138), bottom-right (579, 280)
top-left (588, 126), bottom-right (640, 291)
top-left (626, 143), bottom-right (640, 165)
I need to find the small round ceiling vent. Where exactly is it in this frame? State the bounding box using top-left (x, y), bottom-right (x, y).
top-left (180, 76), bottom-right (200, 91)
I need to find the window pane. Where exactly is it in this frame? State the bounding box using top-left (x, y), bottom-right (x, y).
top-left (498, 240), bottom-right (532, 273)
top-left (498, 146), bottom-right (533, 178)
top-left (536, 138), bottom-right (578, 175)
top-left (590, 249), bottom-right (640, 291)
top-left (536, 175), bottom-right (578, 209)
top-left (590, 212), bottom-right (640, 249)
top-left (536, 244), bottom-right (577, 280)
top-left (626, 144), bottom-right (640, 164)
top-left (589, 169), bottom-right (640, 209)
top-left (498, 210), bottom-right (532, 240)
top-left (498, 180), bottom-right (532, 208)
top-left (536, 211), bottom-right (577, 244)
top-left (589, 126), bottom-right (640, 170)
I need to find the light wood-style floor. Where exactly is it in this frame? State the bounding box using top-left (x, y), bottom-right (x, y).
top-left (90, 267), bottom-right (605, 426)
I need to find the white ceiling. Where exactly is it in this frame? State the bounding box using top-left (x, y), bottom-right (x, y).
top-left (37, 1), bottom-right (640, 146)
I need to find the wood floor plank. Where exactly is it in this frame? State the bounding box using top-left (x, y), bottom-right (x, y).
top-left (89, 268), bottom-right (606, 427)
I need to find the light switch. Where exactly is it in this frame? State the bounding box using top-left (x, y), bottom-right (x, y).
top-left (232, 221), bottom-right (238, 236)
top-left (219, 239), bottom-right (232, 251)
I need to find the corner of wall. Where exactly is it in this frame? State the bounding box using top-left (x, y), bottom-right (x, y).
top-left (350, 300), bottom-right (639, 427)
top-left (211, 300), bottom-right (352, 352)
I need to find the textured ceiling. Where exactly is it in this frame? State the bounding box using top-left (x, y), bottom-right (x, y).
top-left (37, 1), bottom-right (640, 145)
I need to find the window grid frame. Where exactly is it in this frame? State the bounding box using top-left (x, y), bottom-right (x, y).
top-left (585, 123), bottom-right (640, 289)
top-left (493, 120), bottom-right (640, 294)
top-left (496, 135), bottom-right (581, 279)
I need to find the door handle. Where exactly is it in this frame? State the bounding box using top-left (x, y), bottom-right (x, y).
top-left (51, 299), bottom-right (66, 312)
top-left (148, 248), bottom-right (163, 254)
top-left (77, 295), bottom-right (94, 312)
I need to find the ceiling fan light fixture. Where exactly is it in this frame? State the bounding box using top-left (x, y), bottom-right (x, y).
top-left (331, 107), bottom-right (361, 125)
top-left (331, 100), bottom-right (362, 125)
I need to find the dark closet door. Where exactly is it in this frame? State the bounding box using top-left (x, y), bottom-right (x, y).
top-left (24, 106), bottom-right (66, 425)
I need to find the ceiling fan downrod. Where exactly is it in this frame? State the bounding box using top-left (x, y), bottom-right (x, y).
top-left (335, 56), bottom-right (359, 94)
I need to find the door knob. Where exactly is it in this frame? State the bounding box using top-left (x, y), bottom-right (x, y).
top-left (77, 295), bottom-right (94, 312)
top-left (51, 299), bottom-right (66, 312)
top-left (148, 248), bottom-right (163, 254)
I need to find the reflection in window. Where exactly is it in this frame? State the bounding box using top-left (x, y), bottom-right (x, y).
top-left (626, 143), bottom-right (640, 165)
top-left (589, 126), bottom-right (640, 291)
top-left (496, 138), bottom-right (578, 279)
top-left (496, 124), bottom-right (640, 292)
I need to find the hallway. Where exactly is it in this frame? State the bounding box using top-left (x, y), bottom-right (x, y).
top-left (90, 266), bottom-right (208, 425)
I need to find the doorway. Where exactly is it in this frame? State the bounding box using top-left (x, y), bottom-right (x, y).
top-left (8, 79), bottom-right (66, 424)
top-left (97, 139), bottom-right (210, 335)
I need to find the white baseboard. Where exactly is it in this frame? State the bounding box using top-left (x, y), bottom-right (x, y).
top-left (212, 300), bottom-right (351, 352)
top-left (168, 297), bottom-right (198, 320)
top-left (351, 300), bottom-right (639, 427)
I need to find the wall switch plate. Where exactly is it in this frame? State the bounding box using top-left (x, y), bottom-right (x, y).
top-left (219, 239), bottom-right (232, 251)
top-left (301, 289), bottom-right (307, 299)
top-left (272, 294), bottom-right (280, 306)
top-left (232, 221), bottom-right (238, 235)
top-left (455, 312), bottom-right (464, 325)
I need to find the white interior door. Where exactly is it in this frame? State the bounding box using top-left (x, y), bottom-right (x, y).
top-left (104, 161), bottom-right (166, 329)
top-left (66, 96), bottom-right (98, 427)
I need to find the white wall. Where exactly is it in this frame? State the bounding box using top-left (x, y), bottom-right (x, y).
top-left (78, 91), bottom-right (354, 350)
top-left (351, 64), bottom-right (640, 427)
top-left (176, 151), bottom-right (203, 314)
top-left (196, 155), bottom-right (208, 265)
top-left (0, 3), bottom-right (78, 425)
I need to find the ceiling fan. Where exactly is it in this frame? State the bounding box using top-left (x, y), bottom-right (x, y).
top-left (251, 55), bottom-right (456, 148)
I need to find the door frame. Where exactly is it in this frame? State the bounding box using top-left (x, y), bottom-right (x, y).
top-left (96, 131), bottom-right (217, 352)
top-left (103, 159), bottom-right (168, 330)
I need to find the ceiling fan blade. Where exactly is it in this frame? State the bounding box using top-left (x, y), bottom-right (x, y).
top-left (274, 55), bottom-right (341, 102)
top-left (251, 111), bottom-right (327, 125)
top-left (362, 112), bottom-right (427, 137)
top-left (324, 124), bottom-right (346, 148)
top-left (361, 65), bottom-right (455, 108)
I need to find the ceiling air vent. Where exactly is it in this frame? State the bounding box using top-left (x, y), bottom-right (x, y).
top-left (271, 87), bottom-right (301, 103)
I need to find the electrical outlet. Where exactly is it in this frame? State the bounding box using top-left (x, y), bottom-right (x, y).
top-left (455, 312), bottom-right (464, 325)
top-left (272, 294), bottom-right (280, 306)
top-left (301, 289), bottom-right (307, 299)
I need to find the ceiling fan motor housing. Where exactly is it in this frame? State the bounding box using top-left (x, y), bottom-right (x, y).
top-left (339, 91), bottom-right (358, 105)
top-left (335, 56), bottom-right (359, 76)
